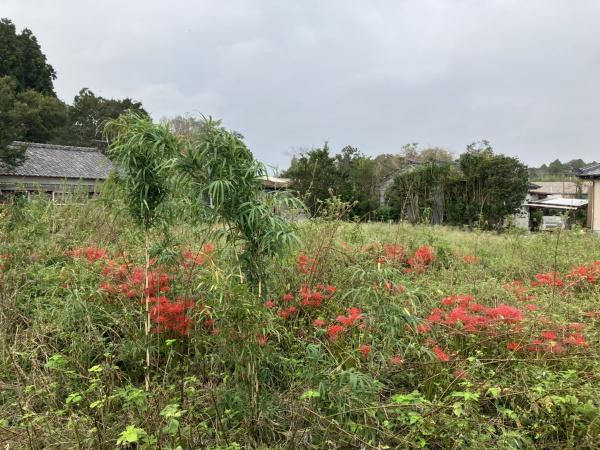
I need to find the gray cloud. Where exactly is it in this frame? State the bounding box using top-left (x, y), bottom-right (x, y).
top-left (4, 0), bottom-right (600, 169)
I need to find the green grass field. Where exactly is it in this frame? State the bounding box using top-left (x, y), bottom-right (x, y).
top-left (1, 197), bottom-right (600, 449)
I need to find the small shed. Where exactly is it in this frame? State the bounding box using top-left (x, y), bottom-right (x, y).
top-left (0, 142), bottom-right (113, 200)
top-left (575, 163), bottom-right (600, 233)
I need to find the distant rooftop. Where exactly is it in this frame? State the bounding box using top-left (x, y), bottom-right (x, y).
top-left (529, 181), bottom-right (589, 195)
top-left (0, 142), bottom-right (113, 180)
top-left (575, 163), bottom-right (600, 179)
top-left (260, 176), bottom-right (290, 190)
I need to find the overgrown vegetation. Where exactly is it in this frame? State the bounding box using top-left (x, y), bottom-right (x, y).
top-left (386, 142), bottom-right (529, 229)
top-left (1, 191), bottom-right (600, 448)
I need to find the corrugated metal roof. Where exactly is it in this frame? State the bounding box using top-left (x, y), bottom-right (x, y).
top-left (0, 142), bottom-right (114, 180)
top-left (525, 196), bottom-right (588, 210)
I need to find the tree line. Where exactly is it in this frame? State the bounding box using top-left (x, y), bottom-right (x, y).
top-left (1, 17), bottom-right (593, 229)
top-left (0, 18), bottom-right (147, 164)
top-left (283, 141), bottom-right (531, 229)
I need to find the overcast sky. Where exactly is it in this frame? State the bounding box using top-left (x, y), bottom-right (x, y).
top-left (4, 0), bottom-right (600, 169)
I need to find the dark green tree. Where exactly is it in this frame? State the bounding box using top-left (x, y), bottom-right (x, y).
top-left (450, 143), bottom-right (529, 227)
top-left (284, 143), bottom-right (379, 217)
top-left (0, 75), bottom-right (68, 167)
top-left (284, 143), bottom-right (340, 215)
top-left (13, 89), bottom-right (68, 143)
top-left (0, 76), bottom-right (20, 163)
top-left (0, 18), bottom-right (56, 95)
top-left (63, 88), bottom-right (148, 147)
top-left (386, 142), bottom-right (528, 228)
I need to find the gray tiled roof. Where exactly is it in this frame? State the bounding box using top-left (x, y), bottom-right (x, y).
top-left (0, 142), bottom-right (114, 179)
top-left (576, 163), bottom-right (600, 179)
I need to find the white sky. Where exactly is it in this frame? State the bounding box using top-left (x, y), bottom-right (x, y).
top-left (4, 0), bottom-right (600, 170)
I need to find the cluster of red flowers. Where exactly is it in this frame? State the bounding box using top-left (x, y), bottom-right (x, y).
top-left (100, 264), bottom-right (171, 299)
top-left (67, 246), bottom-right (217, 337)
top-left (267, 284), bottom-right (336, 318)
top-left (374, 243), bottom-right (435, 273)
top-left (432, 345), bottom-right (451, 362)
top-left (377, 244), bottom-right (405, 264)
top-left (422, 295), bottom-right (525, 334)
top-left (518, 260), bottom-right (600, 293)
top-left (324, 307), bottom-right (365, 341)
top-left (507, 322), bottom-right (588, 354)
top-left (296, 253), bottom-right (317, 274)
top-left (421, 292), bottom-right (592, 357)
top-left (147, 296), bottom-right (195, 335)
top-left (405, 245), bottom-right (436, 273)
top-left (566, 261), bottom-right (600, 286)
top-left (67, 246), bottom-right (108, 262)
top-left (531, 272), bottom-right (564, 287)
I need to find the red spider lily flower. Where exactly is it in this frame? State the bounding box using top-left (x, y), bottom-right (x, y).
top-left (469, 303), bottom-right (485, 312)
top-left (525, 304), bottom-right (537, 311)
top-left (131, 269), bottom-right (144, 284)
top-left (277, 306), bottom-right (298, 319)
top-left (202, 243), bottom-right (215, 254)
top-left (506, 341), bottom-right (520, 351)
top-left (347, 307), bottom-right (362, 319)
top-left (383, 244), bottom-right (405, 262)
top-left (256, 333), bottom-right (268, 346)
top-left (327, 324), bottom-right (345, 340)
top-left (532, 272), bottom-right (564, 287)
top-left (406, 245), bottom-right (436, 272)
top-left (281, 293), bottom-right (295, 302)
top-left (358, 344), bottom-right (371, 357)
top-left (486, 304), bottom-right (523, 324)
top-left (149, 297), bottom-right (195, 336)
top-left (264, 300), bottom-right (276, 309)
top-left (540, 330), bottom-right (557, 340)
top-left (324, 285), bottom-right (337, 293)
top-left (313, 319), bottom-right (326, 328)
top-left (126, 290), bottom-right (137, 298)
top-left (336, 315), bottom-right (354, 326)
top-left (566, 263), bottom-right (600, 284)
top-left (564, 334), bottom-right (588, 346)
top-left (432, 346), bottom-right (450, 362)
top-left (297, 253), bottom-right (317, 273)
top-left (390, 355), bottom-right (404, 365)
top-left (336, 307), bottom-right (363, 326)
top-left (441, 296), bottom-right (456, 306)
